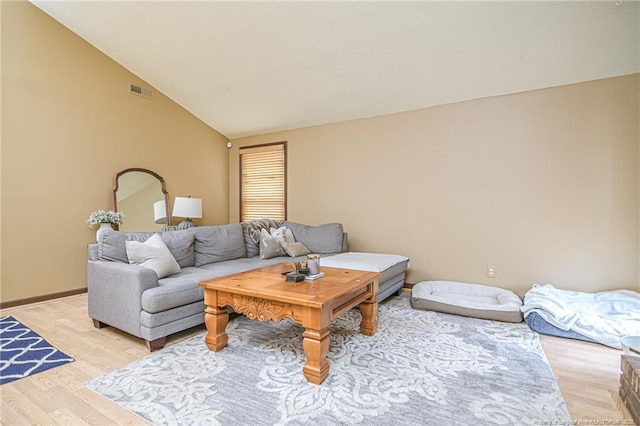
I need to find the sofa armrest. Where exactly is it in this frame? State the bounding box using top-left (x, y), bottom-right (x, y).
top-left (87, 260), bottom-right (158, 338)
top-left (88, 244), bottom-right (99, 261)
top-left (342, 233), bottom-right (349, 252)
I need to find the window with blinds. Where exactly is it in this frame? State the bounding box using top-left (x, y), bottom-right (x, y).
top-left (239, 142), bottom-right (287, 221)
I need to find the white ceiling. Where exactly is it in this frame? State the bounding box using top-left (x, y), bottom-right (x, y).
top-left (32, 1), bottom-right (639, 139)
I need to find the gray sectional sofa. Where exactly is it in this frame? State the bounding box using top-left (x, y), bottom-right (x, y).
top-left (87, 220), bottom-right (409, 351)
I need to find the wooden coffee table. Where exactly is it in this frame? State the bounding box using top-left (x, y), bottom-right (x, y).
top-left (199, 263), bottom-right (381, 385)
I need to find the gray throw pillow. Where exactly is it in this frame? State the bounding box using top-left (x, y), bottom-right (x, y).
top-left (193, 224), bottom-right (247, 266)
top-left (241, 219), bottom-right (282, 257)
top-left (281, 241), bottom-right (311, 257)
top-left (259, 229), bottom-right (286, 259)
top-left (280, 221), bottom-right (344, 254)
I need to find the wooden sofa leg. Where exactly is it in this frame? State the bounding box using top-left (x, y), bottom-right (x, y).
top-left (146, 337), bottom-right (166, 352)
top-left (92, 319), bottom-right (109, 329)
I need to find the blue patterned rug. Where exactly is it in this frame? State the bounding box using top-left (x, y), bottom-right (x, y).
top-left (86, 296), bottom-right (571, 425)
top-left (0, 315), bottom-right (74, 385)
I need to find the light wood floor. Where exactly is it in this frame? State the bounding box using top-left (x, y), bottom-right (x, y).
top-left (0, 294), bottom-right (634, 425)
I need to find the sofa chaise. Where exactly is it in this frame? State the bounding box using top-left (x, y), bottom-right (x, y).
top-left (87, 220), bottom-right (410, 351)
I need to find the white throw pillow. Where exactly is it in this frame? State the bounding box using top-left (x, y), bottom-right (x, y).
top-left (125, 233), bottom-right (181, 278)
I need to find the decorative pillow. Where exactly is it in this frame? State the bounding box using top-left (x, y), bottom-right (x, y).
top-left (193, 224), bottom-right (247, 266)
top-left (268, 226), bottom-right (307, 257)
top-left (259, 229), bottom-right (286, 259)
top-left (241, 219), bottom-right (282, 257)
top-left (125, 234), bottom-right (181, 278)
top-left (281, 241), bottom-right (311, 257)
top-left (268, 226), bottom-right (295, 244)
top-left (269, 226), bottom-right (287, 243)
top-left (283, 227), bottom-right (296, 244)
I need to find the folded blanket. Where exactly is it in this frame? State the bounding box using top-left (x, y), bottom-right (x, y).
top-left (521, 283), bottom-right (640, 348)
top-left (320, 252), bottom-right (410, 272)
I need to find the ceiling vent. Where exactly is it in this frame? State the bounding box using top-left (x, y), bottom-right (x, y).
top-left (128, 83), bottom-right (154, 99)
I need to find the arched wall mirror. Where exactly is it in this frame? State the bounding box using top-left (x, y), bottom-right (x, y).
top-left (113, 168), bottom-right (172, 232)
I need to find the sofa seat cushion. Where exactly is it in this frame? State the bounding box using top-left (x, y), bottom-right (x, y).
top-left (410, 280), bottom-right (523, 323)
top-left (141, 267), bottom-right (213, 313)
top-left (319, 252), bottom-right (410, 284)
top-left (140, 300), bottom-right (205, 329)
top-left (142, 255), bottom-right (316, 314)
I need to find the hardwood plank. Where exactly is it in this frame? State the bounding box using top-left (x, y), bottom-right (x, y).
top-left (0, 386), bottom-right (54, 425)
top-left (0, 294), bottom-right (630, 424)
top-left (539, 334), bottom-right (627, 421)
top-left (77, 388), bottom-right (147, 425)
top-left (1, 398), bottom-right (33, 426)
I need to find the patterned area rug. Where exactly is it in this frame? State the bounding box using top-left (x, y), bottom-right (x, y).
top-left (86, 296), bottom-right (571, 425)
top-left (0, 315), bottom-right (74, 385)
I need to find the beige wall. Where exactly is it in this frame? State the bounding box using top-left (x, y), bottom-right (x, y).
top-left (1, 2), bottom-right (229, 303)
top-left (230, 75), bottom-right (640, 296)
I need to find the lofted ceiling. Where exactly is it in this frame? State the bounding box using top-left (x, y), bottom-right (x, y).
top-left (32, 1), bottom-right (639, 139)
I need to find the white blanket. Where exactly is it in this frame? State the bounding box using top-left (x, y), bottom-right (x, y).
top-left (321, 252), bottom-right (410, 273)
top-left (521, 283), bottom-right (640, 348)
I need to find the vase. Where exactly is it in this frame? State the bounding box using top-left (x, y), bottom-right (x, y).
top-left (96, 223), bottom-right (112, 242)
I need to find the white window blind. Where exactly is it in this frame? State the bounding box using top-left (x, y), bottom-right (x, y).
top-left (240, 142), bottom-right (286, 221)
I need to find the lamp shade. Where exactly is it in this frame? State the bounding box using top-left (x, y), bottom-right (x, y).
top-left (153, 200), bottom-right (168, 225)
top-left (172, 197), bottom-right (202, 219)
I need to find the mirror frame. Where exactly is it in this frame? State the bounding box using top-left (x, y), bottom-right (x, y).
top-left (113, 168), bottom-right (172, 229)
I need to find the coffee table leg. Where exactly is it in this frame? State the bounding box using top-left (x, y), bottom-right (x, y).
top-left (204, 305), bottom-right (229, 351)
top-left (302, 327), bottom-right (330, 384)
top-left (359, 298), bottom-right (378, 336)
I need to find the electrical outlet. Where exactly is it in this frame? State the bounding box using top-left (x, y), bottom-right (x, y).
top-left (486, 266), bottom-right (496, 278)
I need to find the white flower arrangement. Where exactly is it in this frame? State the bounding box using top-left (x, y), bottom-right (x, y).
top-left (87, 210), bottom-right (125, 228)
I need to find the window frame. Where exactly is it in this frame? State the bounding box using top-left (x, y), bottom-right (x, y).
top-left (239, 141), bottom-right (287, 222)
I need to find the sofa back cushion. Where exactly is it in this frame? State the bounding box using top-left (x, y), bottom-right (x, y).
top-left (161, 230), bottom-right (196, 267)
top-left (98, 229), bottom-right (195, 267)
top-left (280, 221), bottom-right (344, 254)
top-left (99, 230), bottom-right (152, 263)
top-left (193, 224), bottom-right (247, 266)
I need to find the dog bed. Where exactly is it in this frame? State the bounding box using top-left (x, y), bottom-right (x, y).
top-left (521, 284), bottom-right (640, 348)
top-left (524, 311), bottom-right (595, 343)
top-left (410, 280), bottom-right (523, 323)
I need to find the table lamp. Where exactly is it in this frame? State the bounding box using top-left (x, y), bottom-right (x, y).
top-left (172, 196), bottom-right (202, 230)
top-left (153, 200), bottom-right (168, 230)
